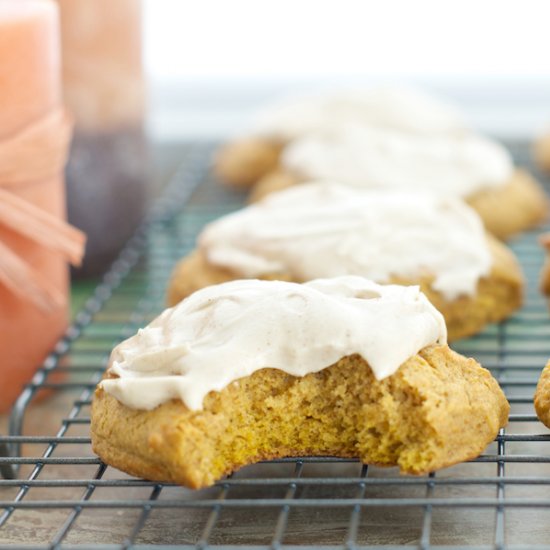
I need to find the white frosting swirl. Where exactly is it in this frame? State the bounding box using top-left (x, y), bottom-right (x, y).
top-left (252, 86), bottom-right (468, 140)
top-left (200, 183), bottom-right (492, 300)
top-left (100, 277), bottom-right (447, 411)
top-left (282, 125), bottom-right (513, 198)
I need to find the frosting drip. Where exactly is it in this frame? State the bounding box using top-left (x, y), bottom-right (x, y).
top-left (252, 86), bottom-right (468, 141)
top-left (282, 125), bottom-right (513, 198)
top-left (200, 183), bottom-right (492, 300)
top-left (100, 277), bottom-right (447, 411)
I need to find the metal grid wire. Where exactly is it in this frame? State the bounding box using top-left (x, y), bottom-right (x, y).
top-left (1, 142), bottom-right (550, 548)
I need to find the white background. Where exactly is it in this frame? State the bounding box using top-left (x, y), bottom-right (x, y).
top-left (143, 0), bottom-right (550, 139)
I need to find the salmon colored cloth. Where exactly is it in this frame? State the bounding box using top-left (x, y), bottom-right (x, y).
top-left (0, 108), bottom-right (85, 412)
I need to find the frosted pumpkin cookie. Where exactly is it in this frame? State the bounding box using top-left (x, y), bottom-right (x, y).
top-left (535, 361), bottom-right (550, 428)
top-left (535, 360), bottom-right (550, 427)
top-left (168, 184), bottom-right (524, 341)
top-left (249, 125), bottom-right (548, 239)
top-left (215, 86), bottom-right (467, 188)
top-left (539, 234), bottom-right (550, 296)
top-left (534, 131), bottom-right (550, 173)
top-left (92, 277), bottom-right (509, 489)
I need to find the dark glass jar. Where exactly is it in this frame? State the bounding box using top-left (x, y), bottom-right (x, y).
top-left (57, 0), bottom-right (149, 277)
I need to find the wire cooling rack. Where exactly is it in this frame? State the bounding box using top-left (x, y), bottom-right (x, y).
top-left (1, 142), bottom-right (550, 549)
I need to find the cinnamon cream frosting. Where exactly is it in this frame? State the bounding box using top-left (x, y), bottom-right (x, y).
top-left (100, 276), bottom-right (447, 411)
top-left (252, 86), bottom-right (468, 141)
top-left (199, 183), bottom-right (492, 300)
top-left (281, 125), bottom-right (513, 197)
